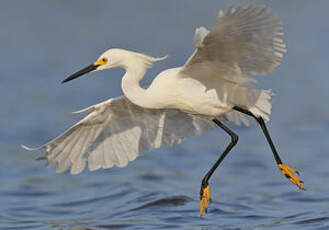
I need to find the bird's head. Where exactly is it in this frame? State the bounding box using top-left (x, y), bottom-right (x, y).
top-left (62, 49), bottom-right (132, 83)
top-left (62, 48), bottom-right (166, 83)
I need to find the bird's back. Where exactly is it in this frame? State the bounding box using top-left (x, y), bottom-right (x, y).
top-left (148, 66), bottom-right (270, 125)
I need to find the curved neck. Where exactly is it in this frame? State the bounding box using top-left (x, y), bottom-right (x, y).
top-left (121, 63), bottom-right (160, 109)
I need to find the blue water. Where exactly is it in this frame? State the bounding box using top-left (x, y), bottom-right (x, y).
top-left (1, 1), bottom-right (329, 229)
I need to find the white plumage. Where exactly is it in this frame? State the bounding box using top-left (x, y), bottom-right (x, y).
top-left (24, 4), bottom-right (286, 176)
top-left (23, 97), bottom-right (216, 174)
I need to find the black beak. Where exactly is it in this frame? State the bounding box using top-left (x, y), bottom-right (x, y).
top-left (62, 64), bottom-right (99, 83)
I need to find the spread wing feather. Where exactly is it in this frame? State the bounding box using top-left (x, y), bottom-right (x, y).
top-left (23, 97), bottom-right (216, 174)
top-left (178, 4), bottom-right (284, 124)
top-left (182, 4), bottom-right (286, 81)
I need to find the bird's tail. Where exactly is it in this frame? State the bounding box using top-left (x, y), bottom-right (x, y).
top-left (223, 86), bottom-right (273, 125)
top-left (248, 89), bottom-right (273, 122)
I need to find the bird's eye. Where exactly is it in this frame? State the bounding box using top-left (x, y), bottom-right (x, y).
top-left (102, 57), bottom-right (108, 64)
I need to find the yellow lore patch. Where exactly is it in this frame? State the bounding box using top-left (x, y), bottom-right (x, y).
top-left (94, 57), bottom-right (108, 66)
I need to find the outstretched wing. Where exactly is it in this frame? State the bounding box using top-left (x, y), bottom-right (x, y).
top-left (23, 97), bottom-right (215, 174)
top-left (182, 4), bottom-right (286, 82)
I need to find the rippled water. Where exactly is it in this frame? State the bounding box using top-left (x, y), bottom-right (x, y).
top-left (1, 1), bottom-right (329, 229)
top-left (3, 130), bottom-right (329, 230)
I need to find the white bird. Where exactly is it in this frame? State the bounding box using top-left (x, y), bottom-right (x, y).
top-left (23, 4), bottom-right (305, 216)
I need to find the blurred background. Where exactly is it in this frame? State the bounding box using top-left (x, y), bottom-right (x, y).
top-left (1, 0), bottom-right (329, 229)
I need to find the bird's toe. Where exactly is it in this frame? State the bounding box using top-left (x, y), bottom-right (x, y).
top-left (278, 164), bottom-right (306, 191)
top-left (200, 184), bottom-right (211, 216)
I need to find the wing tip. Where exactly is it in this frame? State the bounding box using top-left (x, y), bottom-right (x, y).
top-left (72, 105), bottom-right (95, 114)
top-left (194, 26), bottom-right (209, 48)
top-left (154, 55), bottom-right (168, 62)
top-left (217, 9), bottom-right (224, 18)
top-left (21, 144), bottom-right (42, 151)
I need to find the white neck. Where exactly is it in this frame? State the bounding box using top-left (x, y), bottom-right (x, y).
top-left (121, 62), bottom-right (160, 109)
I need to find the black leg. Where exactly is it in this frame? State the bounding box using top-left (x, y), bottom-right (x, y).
top-left (201, 119), bottom-right (239, 190)
top-left (232, 105), bottom-right (305, 190)
top-left (200, 118), bottom-right (238, 216)
top-left (232, 106), bottom-right (282, 164)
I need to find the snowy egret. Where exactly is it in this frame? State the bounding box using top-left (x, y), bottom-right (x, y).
top-left (23, 4), bottom-right (305, 216)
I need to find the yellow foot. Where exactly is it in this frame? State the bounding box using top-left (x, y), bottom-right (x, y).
top-left (278, 164), bottom-right (306, 190)
top-left (200, 184), bottom-right (211, 217)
